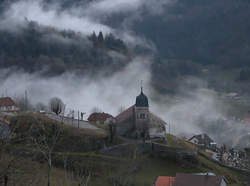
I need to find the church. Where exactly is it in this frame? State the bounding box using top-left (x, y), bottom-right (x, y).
top-left (115, 87), bottom-right (166, 139)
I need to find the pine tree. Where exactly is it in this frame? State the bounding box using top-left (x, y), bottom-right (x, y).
top-left (98, 31), bottom-right (104, 44)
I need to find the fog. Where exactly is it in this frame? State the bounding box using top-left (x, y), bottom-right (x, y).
top-left (0, 0), bottom-right (249, 148)
top-left (0, 57), bottom-right (152, 116)
top-left (0, 0), bottom-right (173, 48)
top-left (1, 60), bottom-right (249, 148)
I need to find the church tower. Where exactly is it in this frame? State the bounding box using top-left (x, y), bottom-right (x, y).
top-left (135, 85), bottom-right (149, 136)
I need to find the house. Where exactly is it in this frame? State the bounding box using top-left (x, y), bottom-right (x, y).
top-left (115, 87), bottom-right (166, 139)
top-left (88, 112), bottom-right (115, 125)
top-left (189, 134), bottom-right (216, 150)
top-left (173, 173), bottom-right (228, 186)
top-left (0, 97), bottom-right (19, 112)
top-left (155, 176), bottom-right (175, 186)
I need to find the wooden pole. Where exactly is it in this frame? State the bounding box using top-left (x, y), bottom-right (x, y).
top-left (72, 110), bottom-right (74, 126)
top-left (169, 121), bottom-right (170, 134)
top-left (78, 110), bottom-right (79, 128)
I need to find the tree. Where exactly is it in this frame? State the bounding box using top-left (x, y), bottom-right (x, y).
top-left (14, 91), bottom-right (33, 112)
top-left (98, 31), bottom-right (104, 44)
top-left (30, 120), bottom-right (62, 186)
top-left (49, 97), bottom-right (65, 115)
top-left (0, 121), bottom-right (23, 186)
top-left (90, 107), bottom-right (102, 113)
top-left (117, 106), bottom-right (125, 114)
top-left (35, 102), bottom-right (48, 112)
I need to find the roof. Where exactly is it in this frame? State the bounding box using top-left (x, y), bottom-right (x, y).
top-left (0, 97), bottom-right (16, 107)
top-left (174, 173), bottom-right (224, 186)
top-left (189, 134), bottom-right (214, 145)
top-left (135, 89), bottom-right (149, 107)
top-left (115, 105), bottom-right (134, 123)
top-left (88, 112), bottom-right (114, 123)
top-left (155, 176), bottom-right (175, 186)
top-left (150, 112), bottom-right (167, 125)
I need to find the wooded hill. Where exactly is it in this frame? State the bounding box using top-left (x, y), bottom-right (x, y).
top-left (0, 20), bottom-right (129, 76)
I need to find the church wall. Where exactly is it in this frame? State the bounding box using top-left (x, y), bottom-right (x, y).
top-left (116, 115), bottom-right (135, 136)
top-left (135, 107), bottom-right (149, 132)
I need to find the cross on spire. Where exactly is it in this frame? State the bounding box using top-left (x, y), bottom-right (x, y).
top-left (141, 80), bottom-right (143, 93)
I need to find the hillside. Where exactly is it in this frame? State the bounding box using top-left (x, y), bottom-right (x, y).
top-left (0, 0), bottom-right (250, 95)
top-left (0, 20), bottom-right (130, 76)
top-left (0, 113), bottom-right (248, 186)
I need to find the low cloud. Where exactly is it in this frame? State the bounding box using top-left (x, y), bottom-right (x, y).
top-left (0, 0), bottom-right (173, 48)
top-left (0, 0), bottom-right (112, 34)
top-left (0, 57), bottom-right (152, 116)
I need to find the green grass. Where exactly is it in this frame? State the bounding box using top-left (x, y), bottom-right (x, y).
top-left (3, 113), bottom-right (249, 186)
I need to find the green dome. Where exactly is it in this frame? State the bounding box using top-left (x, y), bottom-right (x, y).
top-left (135, 89), bottom-right (149, 107)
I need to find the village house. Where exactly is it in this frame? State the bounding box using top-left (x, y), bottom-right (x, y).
top-left (88, 112), bottom-right (115, 125)
top-left (173, 173), bottom-right (228, 186)
top-left (155, 176), bottom-right (175, 186)
top-left (0, 97), bottom-right (19, 112)
top-left (154, 173), bottom-right (228, 186)
top-left (188, 133), bottom-right (216, 150)
top-left (115, 87), bottom-right (166, 139)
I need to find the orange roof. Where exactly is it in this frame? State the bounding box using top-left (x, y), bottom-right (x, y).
top-left (155, 176), bottom-right (175, 186)
top-left (0, 97), bottom-right (16, 107)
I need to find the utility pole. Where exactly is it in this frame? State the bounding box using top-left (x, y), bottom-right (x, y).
top-left (78, 110), bottom-right (79, 128)
top-left (25, 90), bottom-right (28, 111)
top-left (169, 121), bottom-right (170, 135)
top-left (72, 110), bottom-right (74, 126)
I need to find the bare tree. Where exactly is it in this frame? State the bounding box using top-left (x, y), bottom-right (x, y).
top-left (30, 120), bottom-right (62, 186)
top-left (109, 143), bottom-right (139, 186)
top-left (14, 94), bottom-right (33, 112)
top-left (35, 102), bottom-right (48, 112)
top-left (62, 153), bottom-right (92, 186)
top-left (49, 97), bottom-right (65, 115)
top-left (117, 106), bottom-right (125, 114)
top-left (76, 168), bottom-right (91, 186)
top-left (90, 107), bottom-right (102, 113)
top-left (0, 121), bottom-right (21, 186)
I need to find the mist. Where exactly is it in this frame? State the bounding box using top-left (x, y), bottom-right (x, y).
top-left (0, 57), bottom-right (152, 116)
top-left (1, 59), bottom-right (249, 148)
top-left (151, 77), bottom-right (250, 148)
top-left (0, 0), bottom-right (249, 149)
top-left (0, 0), bottom-right (173, 48)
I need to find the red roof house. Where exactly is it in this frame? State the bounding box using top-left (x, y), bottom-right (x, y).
top-left (88, 112), bottom-right (114, 124)
top-left (0, 97), bottom-right (19, 112)
top-left (155, 176), bottom-right (175, 186)
top-left (173, 173), bottom-right (228, 186)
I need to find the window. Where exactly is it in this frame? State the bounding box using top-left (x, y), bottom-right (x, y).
top-left (140, 113), bottom-right (146, 119)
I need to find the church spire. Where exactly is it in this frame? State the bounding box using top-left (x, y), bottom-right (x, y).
top-left (136, 80), bottom-right (149, 107)
top-left (141, 80), bottom-right (143, 93)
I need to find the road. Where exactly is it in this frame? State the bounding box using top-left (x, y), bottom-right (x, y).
top-left (46, 113), bottom-right (102, 130)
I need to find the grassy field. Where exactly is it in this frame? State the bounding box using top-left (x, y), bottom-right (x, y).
top-left (1, 113), bottom-right (248, 186)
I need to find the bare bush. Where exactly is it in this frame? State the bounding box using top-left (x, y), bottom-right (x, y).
top-left (49, 97), bottom-right (65, 115)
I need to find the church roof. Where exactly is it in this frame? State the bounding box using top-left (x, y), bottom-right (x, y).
top-left (135, 89), bottom-right (149, 107)
top-left (115, 105), bottom-right (134, 123)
